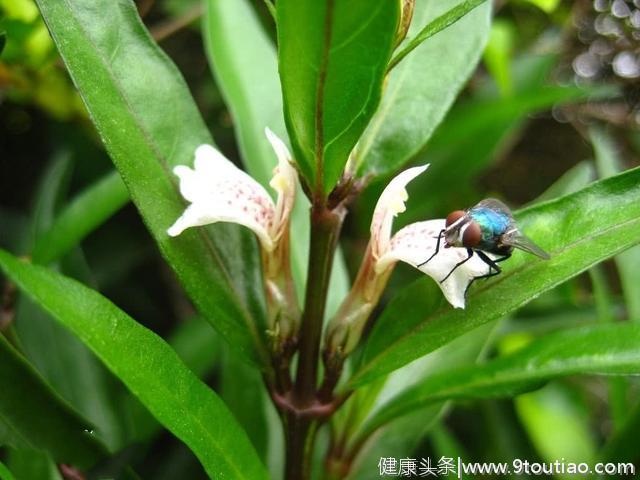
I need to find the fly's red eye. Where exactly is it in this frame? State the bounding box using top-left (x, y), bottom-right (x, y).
top-left (445, 210), bottom-right (465, 227)
top-left (462, 221), bottom-right (482, 248)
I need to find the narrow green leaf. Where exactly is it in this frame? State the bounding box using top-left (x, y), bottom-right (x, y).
top-left (32, 171), bottom-right (128, 265)
top-left (482, 20), bottom-right (515, 97)
top-left (277, 0), bottom-right (400, 192)
top-left (591, 126), bottom-right (640, 322)
top-left (534, 161), bottom-right (595, 203)
top-left (360, 324), bottom-right (640, 433)
top-left (35, 0), bottom-right (268, 365)
top-left (352, 167), bottom-right (640, 386)
top-left (355, 0), bottom-right (491, 177)
top-left (0, 335), bottom-right (105, 468)
top-left (0, 250), bottom-right (269, 480)
top-left (388, 0), bottom-right (489, 71)
top-left (516, 384), bottom-right (596, 469)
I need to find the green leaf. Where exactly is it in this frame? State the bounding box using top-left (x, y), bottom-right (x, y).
top-left (599, 400), bottom-right (640, 464)
top-left (277, 0), bottom-right (400, 192)
top-left (534, 161), bottom-right (595, 203)
top-left (0, 250), bottom-right (269, 480)
top-left (591, 126), bottom-right (640, 322)
top-left (343, 322), bottom-right (496, 479)
top-left (355, 0), bottom-right (491, 177)
top-left (0, 335), bottom-right (106, 468)
top-left (483, 19), bottom-right (515, 97)
top-left (0, 461), bottom-right (16, 480)
top-left (35, 0), bottom-right (268, 365)
top-left (388, 0), bottom-right (489, 71)
top-left (516, 384), bottom-right (596, 470)
top-left (202, 0), bottom-right (350, 318)
top-left (351, 167), bottom-right (640, 386)
top-left (5, 450), bottom-right (62, 480)
top-left (399, 83), bottom-right (616, 225)
top-left (32, 171), bottom-right (128, 265)
top-left (359, 323), bottom-right (640, 433)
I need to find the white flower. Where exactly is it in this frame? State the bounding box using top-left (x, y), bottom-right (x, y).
top-left (168, 128), bottom-right (300, 347)
top-left (372, 165), bottom-right (491, 309)
top-left (167, 128), bottom-right (297, 253)
top-left (326, 165), bottom-right (493, 359)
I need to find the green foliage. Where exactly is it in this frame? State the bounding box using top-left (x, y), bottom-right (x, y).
top-left (355, 0), bottom-right (492, 177)
top-left (202, 0), bottom-right (350, 316)
top-left (32, 171), bottom-right (128, 265)
top-left (353, 168), bottom-right (640, 385)
top-left (0, 335), bottom-right (106, 468)
top-left (0, 250), bottom-right (269, 480)
top-left (359, 323), bottom-right (640, 432)
top-left (34, 0), bottom-right (268, 365)
top-left (2, 0), bottom-right (638, 478)
top-left (277, 0), bottom-right (400, 192)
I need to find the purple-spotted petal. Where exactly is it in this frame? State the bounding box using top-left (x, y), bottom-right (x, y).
top-left (377, 219), bottom-right (492, 309)
top-left (167, 144), bottom-right (277, 250)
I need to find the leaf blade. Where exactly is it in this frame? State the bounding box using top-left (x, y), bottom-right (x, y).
top-left (277, 0), bottom-right (400, 191)
top-left (0, 250), bottom-right (269, 480)
top-left (363, 323), bottom-right (640, 433)
top-left (0, 335), bottom-right (106, 469)
top-left (35, 0), bottom-right (268, 365)
top-left (356, 0), bottom-right (492, 177)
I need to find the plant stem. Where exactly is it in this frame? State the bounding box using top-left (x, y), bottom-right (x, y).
top-left (294, 204), bottom-right (343, 403)
top-left (282, 203), bottom-right (344, 480)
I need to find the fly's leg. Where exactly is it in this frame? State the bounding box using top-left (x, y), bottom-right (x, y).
top-left (464, 252), bottom-right (511, 296)
top-left (439, 248), bottom-right (474, 283)
top-left (417, 229), bottom-right (445, 267)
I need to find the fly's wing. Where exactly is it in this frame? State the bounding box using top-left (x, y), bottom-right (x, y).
top-left (502, 230), bottom-right (550, 259)
top-left (474, 198), bottom-right (514, 220)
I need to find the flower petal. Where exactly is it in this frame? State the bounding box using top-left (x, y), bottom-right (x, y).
top-left (265, 128), bottom-right (297, 239)
top-left (370, 165), bottom-right (429, 258)
top-left (167, 144), bottom-right (277, 250)
top-left (377, 219), bottom-right (492, 309)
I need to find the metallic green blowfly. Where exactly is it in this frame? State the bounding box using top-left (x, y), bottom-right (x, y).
top-left (419, 198), bottom-right (550, 291)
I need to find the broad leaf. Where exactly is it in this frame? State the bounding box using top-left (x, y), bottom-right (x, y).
top-left (355, 0), bottom-right (492, 177)
top-left (0, 335), bottom-right (105, 469)
top-left (277, 0), bottom-right (400, 192)
top-left (203, 0), bottom-right (350, 318)
top-left (0, 250), bottom-right (269, 480)
top-left (351, 167), bottom-right (640, 386)
top-left (35, 0), bottom-right (268, 365)
top-left (360, 323), bottom-right (640, 433)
